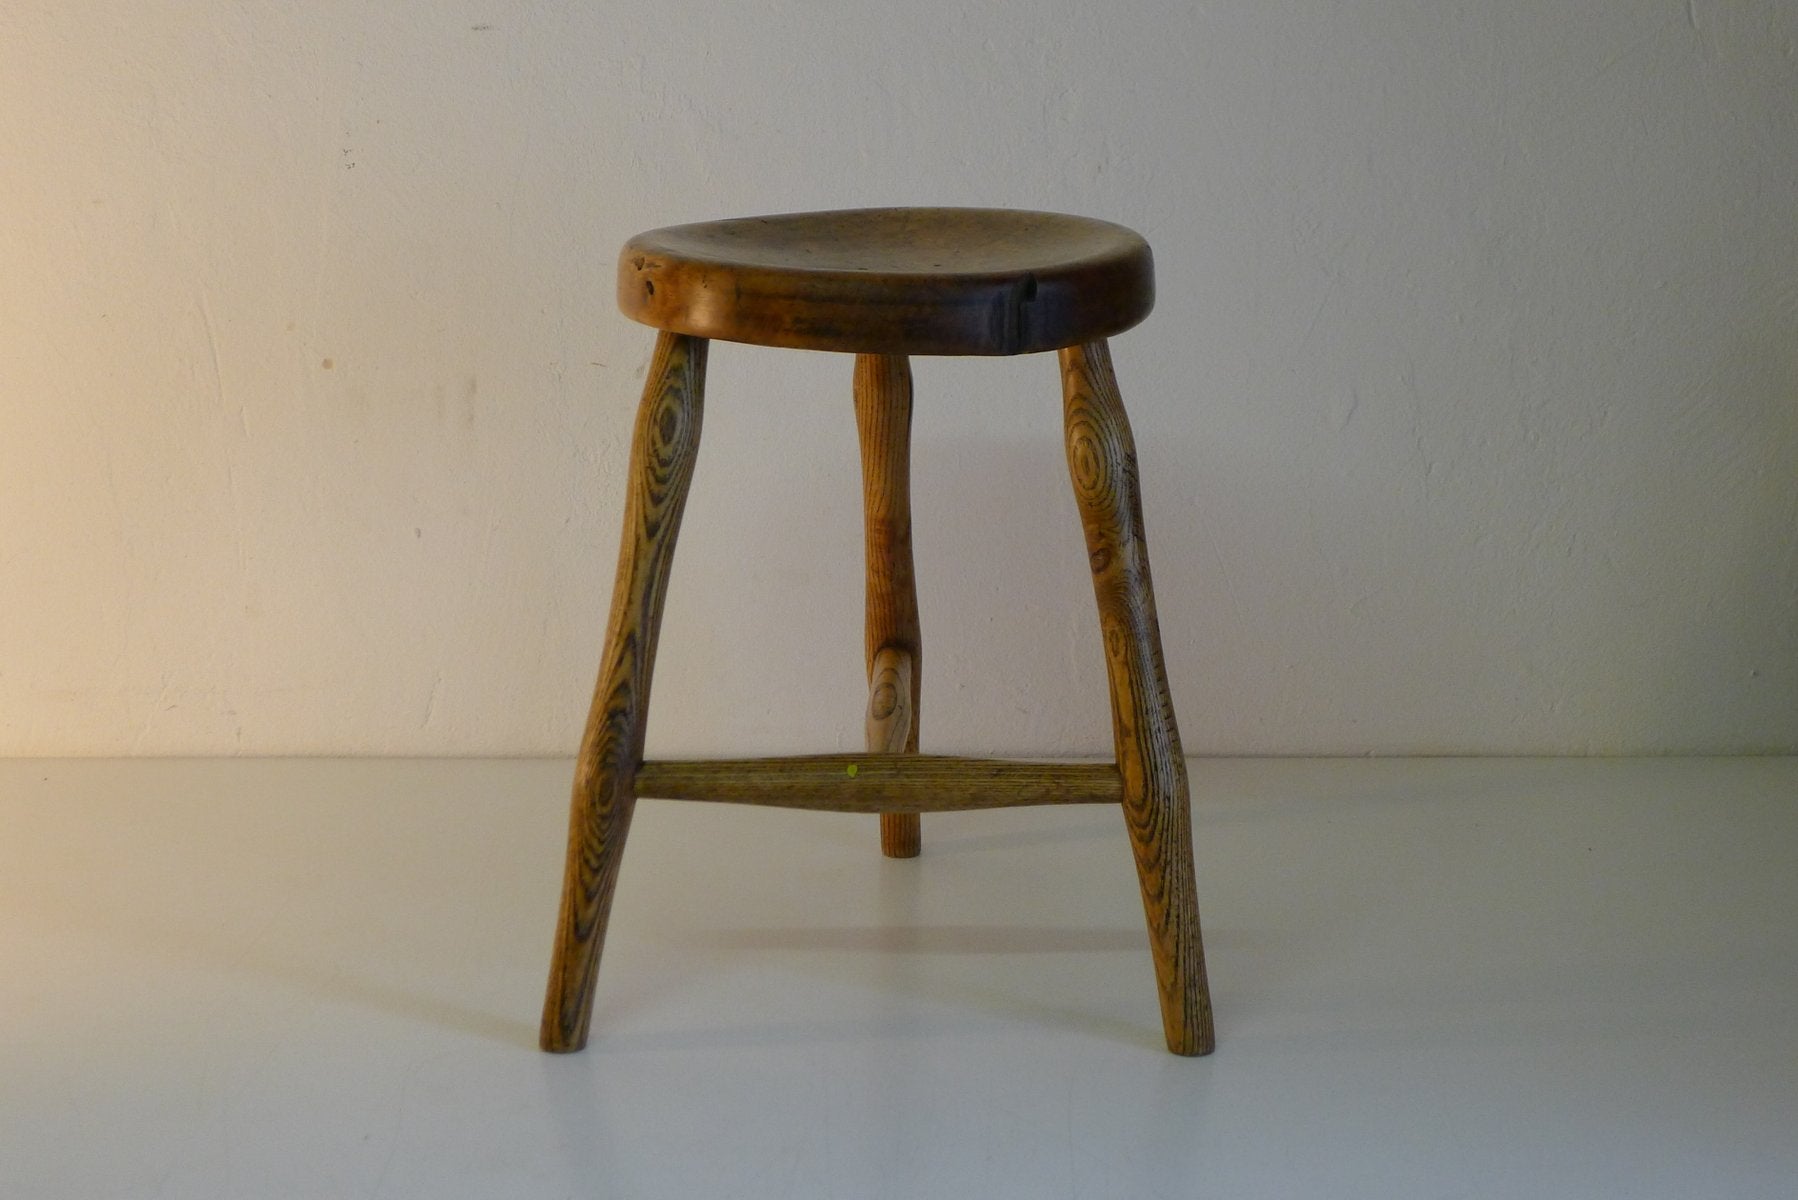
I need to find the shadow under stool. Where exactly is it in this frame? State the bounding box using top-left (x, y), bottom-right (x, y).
top-left (541, 207), bottom-right (1215, 1056)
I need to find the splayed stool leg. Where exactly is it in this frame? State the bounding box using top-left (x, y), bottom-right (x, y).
top-left (541, 332), bottom-right (707, 1053)
top-left (1060, 339), bottom-right (1215, 1056)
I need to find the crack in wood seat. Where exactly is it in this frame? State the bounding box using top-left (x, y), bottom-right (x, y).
top-left (542, 207), bottom-right (1214, 1059)
top-left (619, 207), bottom-right (1154, 356)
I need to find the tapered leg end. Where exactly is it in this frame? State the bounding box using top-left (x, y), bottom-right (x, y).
top-left (540, 921), bottom-right (604, 1054)
top-left (1165, 1003), bottom-right (1217, 1056)
top-left (539, 1022), bottom-right (587, 1054)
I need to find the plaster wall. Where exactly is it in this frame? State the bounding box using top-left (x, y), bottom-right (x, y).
top-left (2, 1), bottom-right (1794, 756)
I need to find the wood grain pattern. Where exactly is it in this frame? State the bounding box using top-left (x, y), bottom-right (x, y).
top-left (620, 209), bottom-right (1154, 356)
top-left (1060, 339), bottom-right (1215, 1057)
top-left (541, 331), bottom-right (707, 1053)
top-left (866, 646), bottom-right (914, 755)
top-left (855, 353), bottom-right (924, 857)
top-left (634, 755), bottom-right (1122, 811)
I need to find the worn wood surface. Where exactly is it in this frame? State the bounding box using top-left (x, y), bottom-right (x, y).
top-left (620, 208), bottom-right (1154, 356)
top-left (634, 755), bottom-right (1122, 812)
top-left (541, 332), bottom-right (707, 1054)
top-left (855, 353), bottom-right (924, 857)
top-left (1060, 340), bottom-right (1215, 1057)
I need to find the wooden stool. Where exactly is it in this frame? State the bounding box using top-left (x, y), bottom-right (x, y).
top-left (541, 208), bottom-right (1215, 1056)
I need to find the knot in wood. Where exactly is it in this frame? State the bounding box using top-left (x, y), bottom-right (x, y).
top-left (869, 681), bottom-right (899, 721)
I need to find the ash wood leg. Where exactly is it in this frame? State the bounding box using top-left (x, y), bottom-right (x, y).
top-left (1060, 340), bottom-right (1215, 1056)
top-left (541, 331), bottom-right (707, 1053)
top-left (855, 353), bottom-right (924, 858)
top-left (866, 645), bottom-right (914, 755)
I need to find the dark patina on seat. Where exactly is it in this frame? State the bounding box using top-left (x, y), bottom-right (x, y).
top-left (619, 207), bottom-right (1154, 356)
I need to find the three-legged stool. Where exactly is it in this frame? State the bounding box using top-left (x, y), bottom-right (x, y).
top-left (541, 208), bottom-right (1215, 1056)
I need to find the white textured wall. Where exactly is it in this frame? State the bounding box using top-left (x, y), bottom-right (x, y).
top-left (2, 1), bottom-right (1794, 757)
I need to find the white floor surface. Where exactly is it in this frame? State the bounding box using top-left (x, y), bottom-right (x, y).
top-left (1, 757), bottom-right (1794, 1199)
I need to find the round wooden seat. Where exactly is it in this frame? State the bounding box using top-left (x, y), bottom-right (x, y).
top-left (618, 207), bottom-right (1154, 356)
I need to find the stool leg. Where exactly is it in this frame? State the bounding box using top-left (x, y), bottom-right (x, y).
top-left (1059, 340), bottom-right (1215, 1056)
top-left (854, 354), bottom-right (923, 858)
top-left (542, 332), bottom-right (707, 1052)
